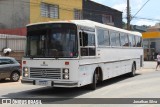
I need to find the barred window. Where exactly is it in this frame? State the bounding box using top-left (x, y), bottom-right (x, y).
top-left (74, 9), bottom-right (82, 20)
top-left (41, 3), bottom-right (59, 19)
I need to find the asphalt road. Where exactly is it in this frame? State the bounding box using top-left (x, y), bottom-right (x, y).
top-left (0, 68), bottom-right (160, 107)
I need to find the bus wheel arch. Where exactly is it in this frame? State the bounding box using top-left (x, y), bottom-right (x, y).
top-left (128, 61), bottom-right (136, 77)
top-left (88, 67), bottom-right (103, 90)
top-left (133, 61), bottom-right (136, 70)
top-left (95, 67), bottom-right (103, 82)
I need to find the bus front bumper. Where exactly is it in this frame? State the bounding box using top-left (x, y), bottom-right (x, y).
top-left (21, 79), bottom-right (78, 88)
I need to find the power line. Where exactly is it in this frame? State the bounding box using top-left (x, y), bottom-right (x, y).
top-left (123, 16), bottom-right (160, 22)
top-left (133, 17), bottom-right (160, 21)
top-left (131, 0), bottom-right (151, 21)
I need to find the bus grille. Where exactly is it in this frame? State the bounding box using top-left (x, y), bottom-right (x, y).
top-left (30, 68), bottom-right (61, 79)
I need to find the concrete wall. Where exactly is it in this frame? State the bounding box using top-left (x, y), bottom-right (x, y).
top-left (0, 34), bottom-right (26, 52)
top-left (0, 0), bottom-right (30, 29)
top-left (0, 34), bottom-right (26, 61)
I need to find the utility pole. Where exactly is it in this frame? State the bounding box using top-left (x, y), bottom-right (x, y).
top-left (127, 0), bottom-right (131, 30)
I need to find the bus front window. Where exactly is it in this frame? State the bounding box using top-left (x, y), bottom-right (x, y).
top-left (26, 23), bottom-right (78, 58)
top-left (49, 29), bottom-right (77, 57)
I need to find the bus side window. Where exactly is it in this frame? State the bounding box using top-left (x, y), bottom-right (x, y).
top-left (133, 35), bottom-right (136, 47)
top-left (110, 31), bottom-right (120, 47)
top-left (120, 33), bottom-right (129, 47)
top-left (79, 32), bottom-right (88, 46)
top-left (79, 32), bottom-right (83, 46)
top-left (136, 36), bottom-right (142, 47)
top-left (80, 31), bottom-right (96, 56)
top-left (129, 35), bottom-right (136, 47)
top-left (82, 32), bottom-right (88, 46)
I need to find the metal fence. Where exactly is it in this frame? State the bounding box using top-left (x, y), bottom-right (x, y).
top-left (0, 34), bottom-right (26, 52)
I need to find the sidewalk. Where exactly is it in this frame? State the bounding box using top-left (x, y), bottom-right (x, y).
top-left (137, 61), bottom-right (158, 74)
top-left (143, 61), bottom-right (156, 69)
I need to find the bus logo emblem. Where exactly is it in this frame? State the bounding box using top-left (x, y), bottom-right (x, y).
top-left (41, 61), bottom-right (48, 66)
top-left (41, 70), bottom-right (47, 77)
top-left (43, 61), bottom-right (45, 65)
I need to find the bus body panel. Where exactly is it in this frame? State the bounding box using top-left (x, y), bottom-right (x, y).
top-left (22, 20), bottom-right (143, 88)
top-left (78, 47), bottom-right (143, 83)
top-left (22, 59), bottom-right (80, 87)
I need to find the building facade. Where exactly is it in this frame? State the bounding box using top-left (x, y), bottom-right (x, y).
top-left (83, 0), bottom-right (122, 28)
top-left (0, 0), bottom-right (82, 36)
top-left (30, 0), bottom-right (82, 24)
top-left (0, 0), bottom-right (122, 36)
top-left (0, 0), bottom-right (30, 29)
top-left (142, 23), bottom-right (160, 61)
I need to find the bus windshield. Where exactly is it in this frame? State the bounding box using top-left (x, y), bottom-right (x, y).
top-left (26, 23), bottom-right (78, 58)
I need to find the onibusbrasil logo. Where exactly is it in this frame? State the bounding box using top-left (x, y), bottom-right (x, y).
top-left (1, 99), bottom-right (42, 104)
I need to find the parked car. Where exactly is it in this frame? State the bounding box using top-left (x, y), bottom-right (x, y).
top-left (0, 57), bottom-right (21, 82)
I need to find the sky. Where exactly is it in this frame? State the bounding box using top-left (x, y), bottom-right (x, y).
top-left (92, 0), bottom-right (160, 26)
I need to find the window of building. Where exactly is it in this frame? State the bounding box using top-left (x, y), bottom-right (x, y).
top-left (41, 3), bottom-right (59, 19)
top-left (74, 9), bottom-right (82, 20)
top-left (102, 15), bottom-right (113, 24)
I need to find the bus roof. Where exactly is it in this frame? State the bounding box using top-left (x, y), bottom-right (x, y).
top-left (27, 20), bottom-right (142, 37)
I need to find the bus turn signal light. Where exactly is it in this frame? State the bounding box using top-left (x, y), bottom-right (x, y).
top-left (23, 61), bottom-right (26, 64)
top-left (65, 62), bottom-right (69, 65)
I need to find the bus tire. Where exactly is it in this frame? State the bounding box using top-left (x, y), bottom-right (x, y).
top-left (128, 64), bottom-right (136, 77)
top-left (88, 72), bottom-right (97, 90)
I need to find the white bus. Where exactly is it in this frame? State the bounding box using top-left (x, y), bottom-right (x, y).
top-left (21, 20), bottom-right (143, 90)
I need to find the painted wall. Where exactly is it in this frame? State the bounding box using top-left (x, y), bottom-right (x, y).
top-left (30, 0), bottom-right (82, 24)
top-left (143, 32), bottom-right (160, 60)
top-left (0, 0), bottom-right (30, 29)
top-left (142, 32), bottom-right (160, 39)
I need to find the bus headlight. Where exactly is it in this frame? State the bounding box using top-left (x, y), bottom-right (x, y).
top-left (63, 68), bottom-right (69, 74)
top-left (23, 67), bottom-right (29, 77)
top-left (63, 68), bottom-right (69, 79)
top-left (63, 74), bottom-right (69, 79)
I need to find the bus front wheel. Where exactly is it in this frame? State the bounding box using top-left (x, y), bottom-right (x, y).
top-left (88, 72), bottom-right (97, 90)
top-left (128, 64), bottom-right (136, 77)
